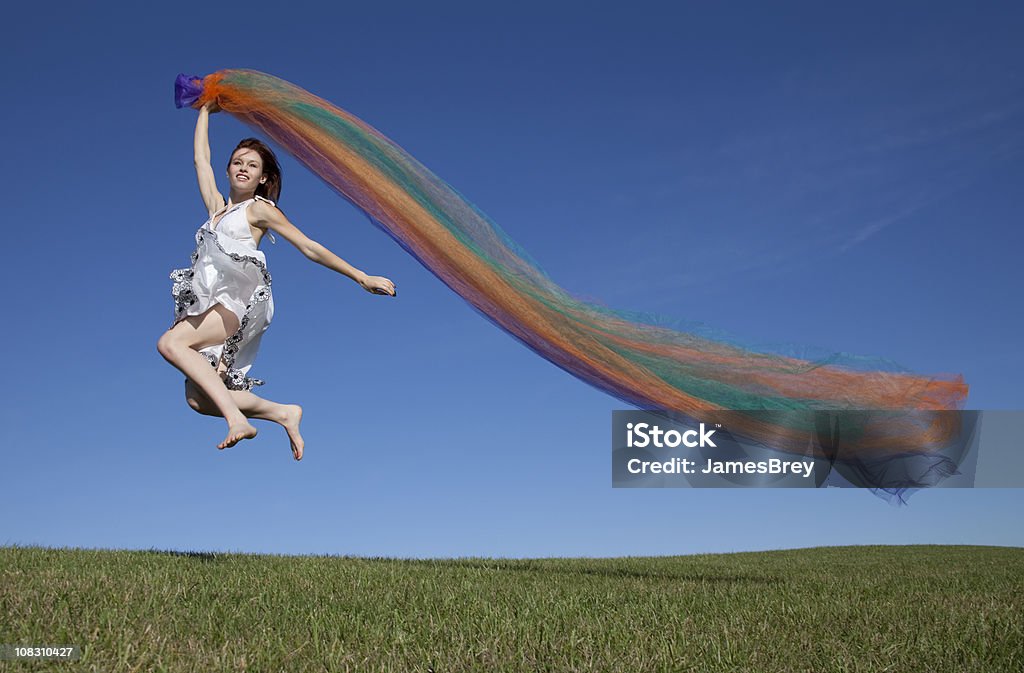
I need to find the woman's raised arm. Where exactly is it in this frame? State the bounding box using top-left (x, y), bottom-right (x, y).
top-left (194, 103), bottom-right (225, 215)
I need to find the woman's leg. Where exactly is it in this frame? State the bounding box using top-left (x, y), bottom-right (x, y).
top-left (156, 303), bottom-right (257, 450)
top-left (185, 380), bottom-right (305, 460)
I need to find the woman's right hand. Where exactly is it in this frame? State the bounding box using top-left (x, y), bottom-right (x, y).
top-left (203, 100), bottom-right (221, 114)
top-left (358, 274), bottom-right (397, 297)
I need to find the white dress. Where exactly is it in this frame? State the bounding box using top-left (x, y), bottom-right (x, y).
top-left (169, 196), bottom-right (276, 391)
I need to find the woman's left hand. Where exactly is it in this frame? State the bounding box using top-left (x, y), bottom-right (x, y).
top-left (359, 274), bottom-right (396, 297)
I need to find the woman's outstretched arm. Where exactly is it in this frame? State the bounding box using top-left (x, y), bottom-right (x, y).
top-left (194, 103), bottom-right (225, 215)
top-left (249, 200), bottom-right (397, 297)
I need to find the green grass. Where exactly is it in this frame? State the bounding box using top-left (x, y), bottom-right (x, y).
top-left (2, 545), bottom-right (1021, 672)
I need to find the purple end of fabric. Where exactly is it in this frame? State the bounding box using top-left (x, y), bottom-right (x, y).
top-left (174, 73), bottom-right (204, 109)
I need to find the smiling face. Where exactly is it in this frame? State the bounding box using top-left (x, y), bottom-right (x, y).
top-left (227, 148), bottom-right (267, 192)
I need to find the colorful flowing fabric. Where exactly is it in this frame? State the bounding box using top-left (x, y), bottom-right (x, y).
top-left (175, 70), bottom-right (970, 501)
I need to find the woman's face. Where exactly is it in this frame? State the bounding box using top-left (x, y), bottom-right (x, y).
top-left (227, 148), bottom-right (266, 192)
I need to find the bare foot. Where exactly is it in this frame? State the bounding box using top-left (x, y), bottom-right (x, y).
top-left (218, 422), bottom-right (258, 449)
top-left (279, 404), bottom-right (305, 460)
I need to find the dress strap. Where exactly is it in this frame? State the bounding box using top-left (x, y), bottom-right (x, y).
top-left (252, 195), bottom-right (277, 244)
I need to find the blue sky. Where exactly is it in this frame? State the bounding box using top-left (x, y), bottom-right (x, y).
top-left (2, 1), bottom-right (1022, 557)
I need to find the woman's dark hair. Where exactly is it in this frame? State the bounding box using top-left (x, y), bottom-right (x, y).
top-left (228, 138), bottom-right (282, 203)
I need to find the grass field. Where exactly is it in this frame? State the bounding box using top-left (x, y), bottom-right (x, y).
top-left (1, 544), bottom-right (1021, 672)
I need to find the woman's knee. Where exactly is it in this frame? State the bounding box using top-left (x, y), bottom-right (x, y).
top-left (184, 379), bottom-right (212, 414)
top-left (157, 330), bottom-right (180, 360)
top-left (157, 329), bottom-right (196, 362)
top-left (160, 306), bottom-right (236, 357)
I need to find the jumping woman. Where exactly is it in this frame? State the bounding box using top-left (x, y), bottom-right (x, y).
top-left (157, 101), bottom-right (397, 461)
